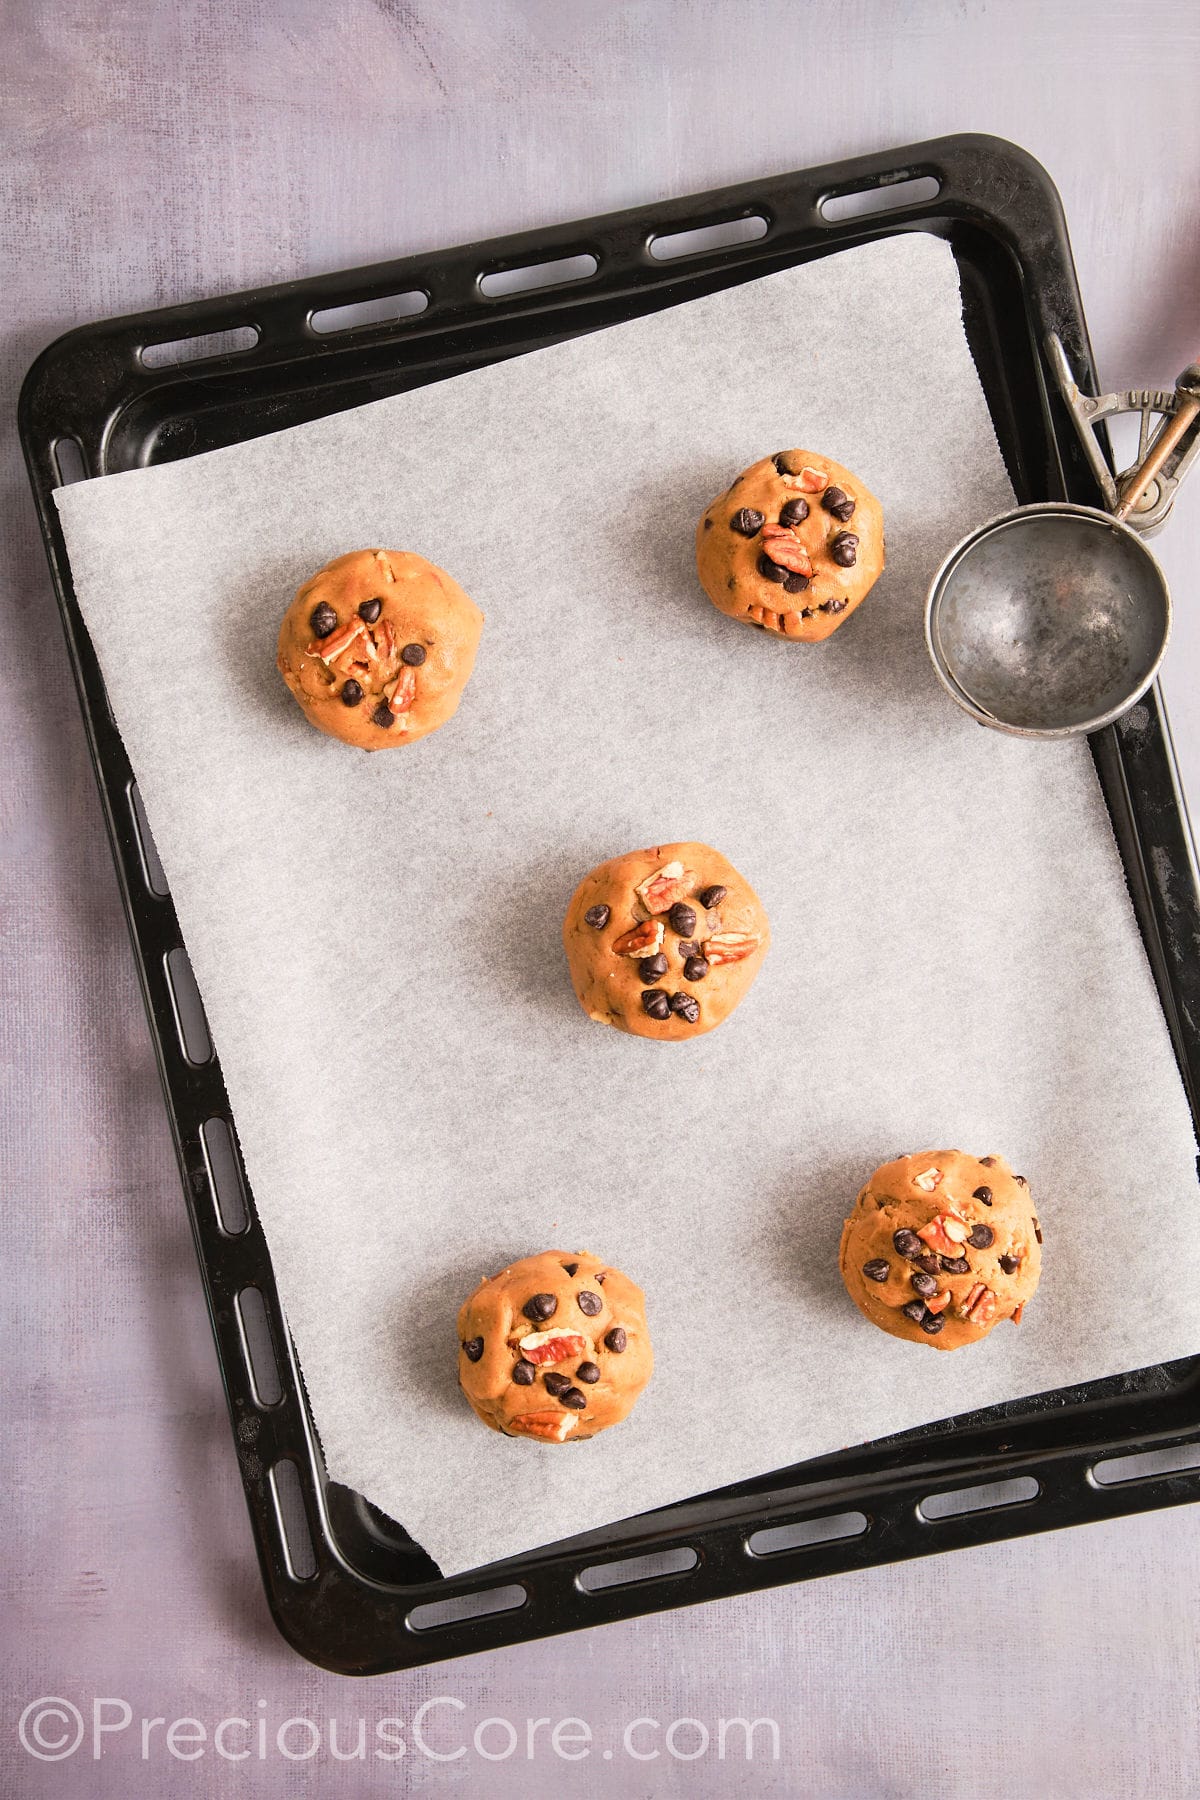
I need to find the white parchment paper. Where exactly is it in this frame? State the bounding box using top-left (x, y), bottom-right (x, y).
top-left (56, 235), bottom-right (1200, 1576)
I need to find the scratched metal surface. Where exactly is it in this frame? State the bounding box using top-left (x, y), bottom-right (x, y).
top-left (3, 3), bottom-right (1199, 1796)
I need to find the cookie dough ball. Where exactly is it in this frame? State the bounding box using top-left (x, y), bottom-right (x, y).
top-left (276, 547), bottom-right (483, 749)
top-left (696, 450), bottom-right (884, 641)
top-left (839, 1151), bottom-right (1042, 1350)
top-left (563, 843), bottom-right (769, 1041)
top-left (457, 1251), bottom-right (653, 1442)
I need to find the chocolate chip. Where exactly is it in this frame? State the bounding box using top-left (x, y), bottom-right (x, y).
top-left (511, 1358), bottom-right (535, 1384)
top-left (358, 597), bottom-right (383, 623)
top-left (604, 1326), bottom-right (627, 1353)
top-left (676, 939), bottom-right (699, 959)
top-left (561, 1386), bottom-right (588, 1409)
top-left (756, 553), bottom-right (788, 584)
top-left (577, 1289), bottom-right (602, 1316)
top-left (972, 1186), bottom-right (993, 1205)
top-left (638, 953), bottom-right (669, 981)
top-left (980, 1155), bottom-right (996, 1166)
top-left (893, 1229), bottom-right (923, 1257)
top-left (309, 601), bottom-right (337, 638)
top-left (640, 989), bottom-right (671, 1020)
top-left (523, 1292), bottom-right (557, 1322)
top-left (910, 1271), bottom-right (939, 1297)
top-left (822, 486), bottom-right (856, 522)
top-left (371, 701), bottom-right (394, 728)
top-left (543, 1371), bottom-right (570, 1396)
top-left (667, 902), bottom-right (696, 938)
top-left (913, 1252), bottom-right (941, 1276)
top-left (1015, 1174), bottom-right (1028, 1187)
top-left (862, 1258), bottom-right (890, 1282)
top-left (703, 517), bottom-right (713, 530)
top-left (772, 453), bottom-right (793, 475)
top-left (730, 507), bottom-right (764, 536)
top-left (669, 992), bottom-right (701, 1023)
top-left (998, 1254), bottom-right (1020, 1275)
top-left (799, 607), bottom-right (814, 618)
top-left (562, 1262), bottom-right (579, 1276)
top-left (576, 1361), bottom-right (601, 1384)
top-left (784, 572), bottom-right (810, 594)
top-left (779, 497), bottom-right (809, 526)
top-left (901, 1300), bottom-right (927, 1323)
top-left (939, 1255), bottom-right (970, 1274)
top-left (401, 642), bottom-right (427, 666)
top-left (595, 1272), bottom-right (607, 1285)
top-left (683, 955), bottom-right (709, 982)
top-left (1033, 1218), bottom-right (1043, 1244)
top-left (967, 1224), bottom-right (995, 1249)
top-left (830, 530), bottom-right (858, 567)
top-left (341, 679), bottom-right (364, 707)
top-left (920, 1313), bottom-right (945, 1336)
top-left (698, 885), bottom-right (727, 908)
top-left (584, 904), bottom-right (611, 929)
top-left (462, 1337), bottom-right (484, 1362)
top-left (820, 598), bottom-right (847, 613)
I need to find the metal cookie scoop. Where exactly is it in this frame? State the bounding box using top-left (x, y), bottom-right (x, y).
top-left (925, 338), bottom-right (1200, 737)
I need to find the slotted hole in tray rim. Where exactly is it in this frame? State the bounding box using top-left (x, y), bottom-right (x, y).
top-left (648, 214), bottom-right (768, 261)
top-left (237, 1285), bottom-right (284, 1408)
top-left (479, 252), bottom-right (599, 298)
top-left (746, 1511), bottom-right (868, 1557)
top-left (918, 1475), bottom-right (1039, 1521)
top-left (1091, 1443), bottom-right (1200, 1486)
top-left (128, 782), bottom-right (168, 897)
top-left (269, 1459), bottom-right (317, 1581)
top-left (310, 290), bottom-right (429, 334)
top-left (141, 325), bottom-right (259, 369)
top-left (408, 1584), bottom-right (527, 1632)
top-left (164, 947), bottom-right (213, 1065)
top-left (577, 1546), bottom-right (698, 1593)
top-left (820, 174), bottom-right (941, 223)
top-left (201, 1117), bottom-right (250, 1236)
top-left (53, 436), bottom-right (87, 486)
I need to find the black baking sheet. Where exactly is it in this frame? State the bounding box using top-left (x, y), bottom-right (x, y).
top-left (20, 133), bottom-right (1200, 1673)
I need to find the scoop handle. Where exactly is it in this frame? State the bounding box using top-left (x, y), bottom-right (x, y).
top-left (1115, 383), bottom-right (1200, 521)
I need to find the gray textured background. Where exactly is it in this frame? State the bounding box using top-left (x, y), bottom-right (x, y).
top-left (3, 2), bottom-right (1199, 1795)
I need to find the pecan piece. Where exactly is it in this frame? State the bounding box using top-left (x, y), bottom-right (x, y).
top-left (517, 1330), bottom-right (587, 1366)
top-left (612, 920), bottom-right (665, 958)
top-left (759, 524), bottom-right (814, 576)
top-left (510, 1411), bottom-right (577, 1442)
top-left (960, 1283), bottom-right (998, 1326)
top-left (388, 665), bottom-right (417, 714)
top-left (703, 931), bottom-right (760, 966)
top-left (635, 862), bottom-right (695, 915)
top-left (915, 1212), bottom-right (969, 1257)
top-left (779, 466), bottom-right (827, 492)
top-left (307, 616), bottom-right (366, 663)
top-left (923, 1288), bottom-right (952, 1316)
top-left (912, 1166), bottom-right (942, 1192)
